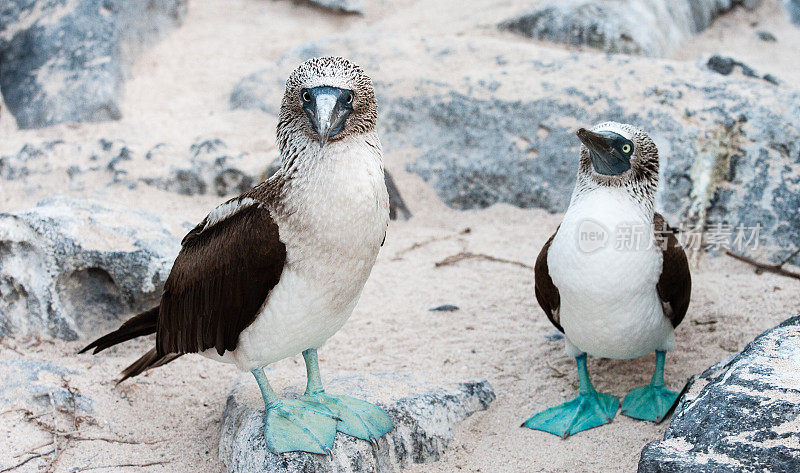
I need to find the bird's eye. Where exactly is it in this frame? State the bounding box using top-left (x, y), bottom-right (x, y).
top-left (346, 93), bottom-right (353, 104)
top-left (622, 143), bottom-right (632, 154)
top-left (302, 90), bottom-right (311, 102)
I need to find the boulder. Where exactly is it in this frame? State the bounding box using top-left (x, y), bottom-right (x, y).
top-left (0, 197), bottom-right (180, 340)
top-left (498, 0), bottom-right (761, 57)
top-left (0, 0), bottom-right (187, 129)
top-left (219, 373), bottom-right (495, 473)
top-left (639, 315), bottom-right (800, 472)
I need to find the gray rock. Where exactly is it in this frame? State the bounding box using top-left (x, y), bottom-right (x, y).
top-left (219, 373), bottom-right (495, 473)
top-left (756, 30), bottom-right (777, 42)
top-left (0, 197), bottom-right (180, 340)
top-left (0, 359), bottom-right (92, 413)
top-left (639, 315), bottom-right (800, 472)
top-left (499, 0), bottom-right (761, 57)
top-left (229, 66), bottom-right (281, 115)
top-left (303, 0), bottom-right (363, 14)
top-left (0, 0), bottom-right (187, 129)
top-left (785, 0), bottom-right (800, 25)
top-left (0, 137), bottom-right (265, 198)
top-left (141, 139), bottom-right (258, 197)
top-left (706, 55), bottom-right (778, 84)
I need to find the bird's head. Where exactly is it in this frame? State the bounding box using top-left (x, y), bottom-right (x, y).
top-left (279, 56), bottom-right (377, 149)
top-left (576, 121), bottom-right (659, 187)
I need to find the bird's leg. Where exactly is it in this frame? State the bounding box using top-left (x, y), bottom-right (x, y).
top-left (522, 354), bottom-right (619, 438)
top-left (251, 367), bottom-right (337, 455)
top-left (301, 348), bottom-right (394, 443)
top-left (621, 350), bottom-right (680, 422)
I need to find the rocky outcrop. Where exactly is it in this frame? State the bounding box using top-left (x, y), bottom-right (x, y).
top-left (499, 0), bottom-right (761, 57)
top-left (639, 315), bottom-right (800, 472)
top-left (0, 0), bottom-right (187, 129)
top-left (219, 373), bottom-right (495, 473)
top-left (0, 197), bottom-right (179, 340)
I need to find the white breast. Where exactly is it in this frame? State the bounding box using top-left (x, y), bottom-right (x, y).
top-left (548, 186), bottom-right (673, 359)
top-left (205, 133), bottom-right (389, 371)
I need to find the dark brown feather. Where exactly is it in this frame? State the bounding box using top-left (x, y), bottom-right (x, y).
top-left (654, 213), bottom-right (691, 328)
top-left (79, 306), bottom-right (159, 354)
top-left (534, 228), bottom-right (563, 332)
top-left (156, 202), bottom-right (286, 357)
top-left (118, 349), bottom-right (182, 383)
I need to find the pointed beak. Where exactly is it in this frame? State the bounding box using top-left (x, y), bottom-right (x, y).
top-left (303, 86), bottom-right (353, 148)
top-left (576, 128), bottom-right (612, 156)
top-left (576, 128), bottom-right (631, 176)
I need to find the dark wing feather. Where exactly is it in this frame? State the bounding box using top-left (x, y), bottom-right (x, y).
top-left (534, 228), bottom-right (563, 332)
top-left (156, 203), bottom-right (286, 357)
top-left (654, 213), bottom-right (691, 328)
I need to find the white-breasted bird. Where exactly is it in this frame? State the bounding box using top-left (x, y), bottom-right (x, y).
top-left (81, 57), bottom-right (393, 454)
top-left (524, 122), bottom-right (691, 438)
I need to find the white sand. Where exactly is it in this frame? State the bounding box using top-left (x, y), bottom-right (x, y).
top-left (1, 1), bottom-right (799, 472)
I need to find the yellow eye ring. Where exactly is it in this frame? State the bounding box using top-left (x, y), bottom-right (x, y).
top-left (622, 144), bottom-right (632, 154)
top-left (302, 90), bottom-right (311, 102)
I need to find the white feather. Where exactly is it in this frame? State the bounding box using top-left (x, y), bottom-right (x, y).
top-left (548, 186), bottom-right (673, 360)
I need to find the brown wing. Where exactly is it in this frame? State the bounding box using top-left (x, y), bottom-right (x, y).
top-left (654, 213), bottom-right (691, 328)
top-left (156, 202), bottom-right (286, 356)
top-left (534, 227), bottom-right (563, 332)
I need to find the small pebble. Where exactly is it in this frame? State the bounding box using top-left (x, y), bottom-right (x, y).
top-left (429, 304), bottom-right (460, 312)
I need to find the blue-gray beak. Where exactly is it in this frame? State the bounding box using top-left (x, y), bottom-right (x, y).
top-left (302, 86), bottom-right (354, 147)
top-left (577, 128), bottom-right (632, 176)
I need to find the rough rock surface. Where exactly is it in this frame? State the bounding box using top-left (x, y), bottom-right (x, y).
top-left (0, 0), bottom-right (187, 129)
top-left (229, 36), bottom-right (800, 265)
top-left (219, 373), bottom-right (495, 473)
top-left (0, 197), bottom-right (179, 340)
top-left (639, 315), bottom-right (800, 472)
top-left (786, 0), bottom-right (800, 25)
top-left (0, 359), bottom-right (91, 413)
top-left (499, 0), bottom-right (762, 57)
top-left (0, 137), bottom-right (264, 197)
top-left (304, 0), bottom-right (363, 14)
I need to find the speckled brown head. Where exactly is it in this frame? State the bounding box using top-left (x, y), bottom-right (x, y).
top-left (575, 122), bottom-right (659, 200)
top-left (277, 57), bottom-right (377, 151)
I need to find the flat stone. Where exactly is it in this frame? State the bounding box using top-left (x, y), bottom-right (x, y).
top-left (303, 0), bottom-right (363, 14)
top-left (639, 315), bottom-right (800, 472)
top-left (0, 359), bottom-right (92, 413)
top-left (219, 373), bottom-right (495, 473)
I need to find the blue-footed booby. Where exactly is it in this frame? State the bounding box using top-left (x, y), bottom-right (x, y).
top-left (525, 122), bottom-right (691, 438)
top-left (80, 57), bottom-right (393, 454)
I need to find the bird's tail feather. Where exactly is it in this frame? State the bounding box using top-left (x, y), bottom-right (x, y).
top-left (79, 306), bottom-right (159, 354)
top-left (118, 349), bottom-right (182, 383)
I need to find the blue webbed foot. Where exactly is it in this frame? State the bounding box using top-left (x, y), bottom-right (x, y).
top-left (622, 350), bottom-right (680, 423)
top-left (304, 392), bottom-right (394, 442)
top-left (264, 398), bottom-right (338, 454)
top-left (522, 390), bottom-right (619, 438)
top-left (621, 384), bottom-right (679, 423)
